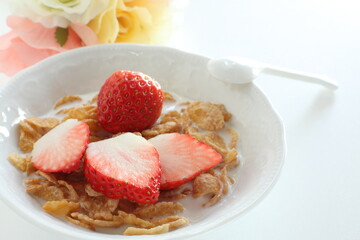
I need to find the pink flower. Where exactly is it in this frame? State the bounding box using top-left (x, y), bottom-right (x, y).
top-left (0, 15), bottom-right (99, 76)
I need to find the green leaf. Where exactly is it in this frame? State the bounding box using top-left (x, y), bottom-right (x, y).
top-left (55, 27), bottom-right (69, 47)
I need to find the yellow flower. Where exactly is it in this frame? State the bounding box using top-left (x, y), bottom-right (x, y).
top-left (88, 0), bottom-right (119, 44)
top-left (88, 0), bottom-right (171, 44)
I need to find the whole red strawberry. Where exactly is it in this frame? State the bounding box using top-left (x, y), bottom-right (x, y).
top-left (97, 70), bottom-right (164, 133)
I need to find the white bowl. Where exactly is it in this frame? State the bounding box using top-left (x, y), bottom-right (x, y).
top-left (0, 44), bottom-right (286, 239)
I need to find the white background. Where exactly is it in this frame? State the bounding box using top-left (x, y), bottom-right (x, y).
top-left (1, 0), bottom-right (360, 239)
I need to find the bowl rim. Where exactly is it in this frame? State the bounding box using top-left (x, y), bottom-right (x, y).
top-left (0, 43), bottom-right (286, 240)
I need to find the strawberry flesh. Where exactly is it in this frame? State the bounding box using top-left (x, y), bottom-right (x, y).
top-left (31, 119), bottom-right (90, 173)
top-left (84, 133), bottom-right (161, 204)
top-left (149, 133), bottom-right (223, 190)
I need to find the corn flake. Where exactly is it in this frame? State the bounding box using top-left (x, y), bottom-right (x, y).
top-left (56, 108), bottom-right (72, 115)
top-left (26, 185), bottom-right (65, 201)
top-left (24, 178), bottom-right (50, 185)
top-left (62, 105), bottom-right (97, 121)
top-left (105, 198), bottom-right (120, 212)
top-left (18, 122), bottom-right (41, 153)
top-left (118, 211), bottom-right (155, 228)
top-left (43, 200), bottom-right (81, 216)
top-left (216, 104), bottom-right (232, 122)
top-left (151, 216), bottom-right (182, 225)
top-left (167, 217), bottom-right (190, 230)
top-left (71, 212), bottom-right (123, 228)
top-left (228, 128), bottom-right (238, 149)
top-left (219, 167), bottom-right (229, 195)
top-left (124, 224), bottom-right (170, 235)
top-left (35, 171), bottom-right (58, 184)
top-left (204, 168), bottom-right (229, 207)
top-left (151, 216), bottom-right (190, 230)
top-left (7, 153), bottom-right (28, 172)
top-left (133, 202), bottom-right (184, 219)
top-left (54, 95), bottom-right (82, 109)
top-left (66, 215), bottom-right (95, 231)
top-left (163, 91), bottom-right (175, 102)
top-left (89, 212), bottom-right (114, 221)
top-left (224, 148), bottom-right (239, 169)
top-left (184, 126), bottom-right (203, 142)
top-left (24, 117), bottom-right (60, 135)
top-left (19, 117), bottom-right (59, 153)
top-left (160, 111), bottom-right (182, 124)
top-left (85, 184), bottom-right (103, 197)
top-left (81, 195), bottom-right (119, 214)
top-left (193, 173), bottom-right (220, 198)
top-left (58, 180), bottom-right (79, 201)
top-left (203, 132), bottom-right (228, 157)
top-left (26, 159), bottom-right (37, 176)
top-left (142, 121), bottom-right (182, 139)
top-left (187, 102), bottom-right (225, 131)
top-left (83, 119), bottom-right (103, 135)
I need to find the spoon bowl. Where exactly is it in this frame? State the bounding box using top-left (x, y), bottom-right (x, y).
top-left (207, 57), bottom-right (262, 84)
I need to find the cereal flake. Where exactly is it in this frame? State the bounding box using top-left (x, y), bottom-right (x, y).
top-left (118, 211), bottom-right (155, 228)
top-left (7, 153), bottom-right (28, 172)
top-left (133, 202), bottom-right (184, 219)
top-left (192, 173), bottom-right (220, 198)
top-left (163, 92), bottom-right (175, 102)
top-left (54, 95), bottom-right (82, 109)
top-left (124, 224), bottom-right (170, 235)
top-left (19, 117), bottom-right (59, 153)
top-left (71, 212), bottom-right (123, 228)
top-left (43, 200), bottom-right (81, 216)
top-left (187, 102), bottom-right (225, 131)
top-left (26, 185), bottom-right (65, 201)
top-left (142, 121), bottom-right (182, 139)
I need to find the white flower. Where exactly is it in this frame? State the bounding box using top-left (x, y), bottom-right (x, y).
top-left (9, 0), bottom-right (109, 28)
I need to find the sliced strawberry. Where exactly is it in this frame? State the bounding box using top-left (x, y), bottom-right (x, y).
top-left (31, 119), bottom-right (90, 173)
top-left (84, 133), bottom-right (161, 204)
top-left (148, 133), bottom-right (222, 190)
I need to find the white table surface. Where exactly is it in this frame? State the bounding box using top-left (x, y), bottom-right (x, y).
top-left (1, 0), bottom-right (360, 239)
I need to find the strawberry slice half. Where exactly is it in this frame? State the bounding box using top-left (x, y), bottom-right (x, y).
top-left (31, 119), bottom-right (90, 173)
top-left (84, 133), bottom-right (161, 204)
top-left (148, 133), bottom-right (223, 190)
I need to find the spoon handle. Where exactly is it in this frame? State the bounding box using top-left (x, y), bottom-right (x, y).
top-left (263, 65), bottom-right (338, 90)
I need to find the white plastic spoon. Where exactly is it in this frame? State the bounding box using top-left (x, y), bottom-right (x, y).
top-left (207, 57), bottom-right (338, 90)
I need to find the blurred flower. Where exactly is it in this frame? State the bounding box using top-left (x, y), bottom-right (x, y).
top-left (0, 15), bottom-right (98, 76)
top-left (0, 0), bottom-right (173, 76)
top-left (87, 0), bottom-right (119, 44)
top-left (9, 0), bottom-right (109, 28)
top-left (88, 0), bottom-right (171, 44)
